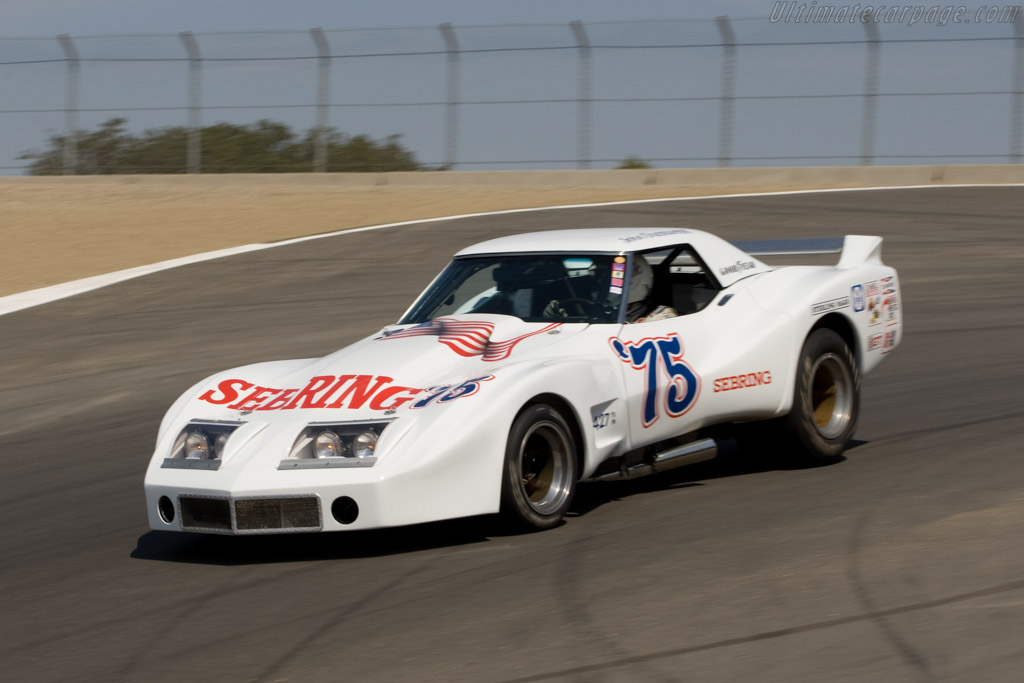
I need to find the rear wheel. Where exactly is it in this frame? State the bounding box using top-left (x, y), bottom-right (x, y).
top-left (500, 404), bottom-right (578, 531)
top-left (734, 328), bottom-right (859, 466)
top-left (785, 328), bottom-right (859, 464)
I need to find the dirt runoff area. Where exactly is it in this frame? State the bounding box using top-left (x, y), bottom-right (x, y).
top-left (0, 172), bottom-right (885, 298)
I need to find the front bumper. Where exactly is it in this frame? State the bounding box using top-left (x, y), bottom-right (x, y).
top-left (145, 407), bottom-right (509, 534)
top-left (145, 479), bottom-right (391, 534)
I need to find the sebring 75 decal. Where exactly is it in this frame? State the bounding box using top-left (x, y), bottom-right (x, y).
top-left (410, 376), bottom-right (494, 409)
top-left (610, 334), bottom-right (701, 428)
top-left (713, 371), bottom-right (771, 392)
top-left (198, 374), bottom-right (494, 412)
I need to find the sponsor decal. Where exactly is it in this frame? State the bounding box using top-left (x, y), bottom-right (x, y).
top-left (617, 229), bottom-right (689, 244)
top-left (611, 277), bottom-right (624, 287)
top-left (868, 292), bottom-right (900, 326)
top-left (886, 294), bottom-right (899, 321)
top-left (592, 411), bottom-right (617, 430)
top-left (379, 317), bottom-right (560, 362)
top-left (811, 296), bottom-right (850, 316)
top-left (851, 284), bottom-right (866, 312)
top-left (614, 256), bottom-right (626, 264)
top-left (609, 285), bottom-right (623, 294)
top-left (612, 262), bottom-right (626, 272)
top-left (718, 260), bottom-right (757, 277)
top-left (865, 280), bottom-right (879, 297)
top-left (411, 376), bottom-right (495, 409)
top-left (200, 375), bottom-right (417, 411)
top-left (881, 275), bottom-right (897, 295)
top-left (198, 374), bottom-right (494, 412)
top-left (881, 329), bottom-right (898, 354)
top-left (609, 333), bottom-right (701, 428)
top-left (867, 296), bottom-right (883, 326)
top-left (866, 333), bottom-right (883, 352)
top-left (713, 371), bottom-right (772, 393)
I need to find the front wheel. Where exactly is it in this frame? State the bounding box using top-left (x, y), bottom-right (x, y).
top-left (784, 328), bottom-right (860, 464)
top-left (500, 404), bottom-right (578, 531)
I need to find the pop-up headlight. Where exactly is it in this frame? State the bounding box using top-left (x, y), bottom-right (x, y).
top-left (281, 421), bottom-right (391, 469)
top-left (163, 421), bottom-right (243, 470)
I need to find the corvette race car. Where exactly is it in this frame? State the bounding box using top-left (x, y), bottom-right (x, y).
top-left (144, 227), bottom-right (901, 534)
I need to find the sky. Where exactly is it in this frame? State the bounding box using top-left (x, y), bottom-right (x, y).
top-left (1, 1), bottom-right (766, 35)
top-left (1, 1), bottom-right (1020, 174)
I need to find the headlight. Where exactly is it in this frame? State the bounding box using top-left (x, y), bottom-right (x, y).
top-left (184, 431), bottom-right (210, 459)
top-left (281, 421), bottom-right (392, 469)
top-left (353, 431), bottom-right (378, 458)
top-left (313, 431), bottom-right (345, 459)
top-left (163, 421), bottom-right (243, 470)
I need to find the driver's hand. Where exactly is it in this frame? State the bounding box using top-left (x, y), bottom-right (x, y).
top-left (543, 300), bottom-right (568, 318)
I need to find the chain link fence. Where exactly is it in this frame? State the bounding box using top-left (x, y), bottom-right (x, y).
top-left (1, 11), bottom-right (1022, 174)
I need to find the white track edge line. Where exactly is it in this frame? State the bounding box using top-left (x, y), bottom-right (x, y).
top-left (2, 182), bottom-right (1021, 317)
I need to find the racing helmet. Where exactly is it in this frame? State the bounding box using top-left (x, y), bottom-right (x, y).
top-left (628, 254), bottom-right (653, 304)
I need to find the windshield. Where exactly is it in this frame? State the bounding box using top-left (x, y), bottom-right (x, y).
top-left (400, 254), bottom-right (624, 324)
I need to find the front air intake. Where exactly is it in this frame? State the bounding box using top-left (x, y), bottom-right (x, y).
top-left (234, 497), bottom-right (322, 532)
top-left (179, 496), bottom-right (232, 531)
top-left (177, 495), bottom-right (322, 533)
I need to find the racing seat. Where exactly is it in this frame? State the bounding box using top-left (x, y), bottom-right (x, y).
top-left (671, 276), bottom-right (718, 314)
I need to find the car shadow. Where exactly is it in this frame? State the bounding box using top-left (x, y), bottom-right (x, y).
top-left (132, 438), bottom-right (864, 565)
top-left (131, 514), bottom-right (498, 565)
top-left (568, 437), bottom-right (861, 518)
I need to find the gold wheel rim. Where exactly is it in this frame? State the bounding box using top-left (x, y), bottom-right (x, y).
top-left (809, 353), bottom-right (852, 439)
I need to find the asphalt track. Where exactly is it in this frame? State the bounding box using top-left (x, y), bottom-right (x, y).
top-left (2, 187), bottom-right (1023, 683)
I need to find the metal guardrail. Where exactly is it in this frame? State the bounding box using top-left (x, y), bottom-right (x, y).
top-left (1, 12), bottom-right (1022, 174)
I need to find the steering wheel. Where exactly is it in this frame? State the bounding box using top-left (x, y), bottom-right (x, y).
top-left (553, 297), bottom-right (601, 318)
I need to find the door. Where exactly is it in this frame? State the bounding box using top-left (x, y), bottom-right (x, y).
top-left (609, 246), bottom-right (720, 448)
top-left (609, 315), bottom-right (706, 448)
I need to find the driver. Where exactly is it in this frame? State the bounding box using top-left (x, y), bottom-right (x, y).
top-left (626, 254), bottom-right (678, 323)
top-left (543, 254), bottom-right (678, 322)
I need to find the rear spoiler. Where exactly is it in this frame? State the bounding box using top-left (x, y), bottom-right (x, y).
top-left (731, 235), bottom-right (883, 269)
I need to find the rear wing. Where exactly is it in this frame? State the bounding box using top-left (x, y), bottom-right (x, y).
top-left (731, 235), bottom-right (883, 269)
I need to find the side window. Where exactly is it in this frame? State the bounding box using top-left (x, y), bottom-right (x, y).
top-left (627, 245), bottom-right (722, 323)
top-left (667, 247), bottom-right (719, 314)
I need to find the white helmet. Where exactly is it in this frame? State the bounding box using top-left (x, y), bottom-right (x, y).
top-left (628, 255), bottom-right (653, 304)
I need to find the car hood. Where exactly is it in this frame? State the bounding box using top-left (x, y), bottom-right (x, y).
top-left (188, 315), bottom-right (590, 421)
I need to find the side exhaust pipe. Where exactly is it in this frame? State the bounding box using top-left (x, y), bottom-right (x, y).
top-left (591, 438), bottom-right (717, 482)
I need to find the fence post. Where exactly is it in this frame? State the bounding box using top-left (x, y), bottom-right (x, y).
top-left (310, 28), bottom-right (331, 172)
top-left (569, 20), bottom-right (592, 170)
top-left (860, 14), bottom-right (880, 166)
top-left (56, 34), bottom-right (79, 175)
top-left (714, 17), bottom-right (735, 168)
top-left (439, 23), bottom-right (460, 170)
top-left (179, 31), bottom-right (202, 174)
top-left (1011, 15), bottom-right (1024, 163)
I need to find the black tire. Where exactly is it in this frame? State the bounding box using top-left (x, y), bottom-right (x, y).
top-left (500, 404), bottom-right (578, 531)
top-left (734, 328), bottom-right (859, 466)
top-left (784, 327), bottom-right (860, 464)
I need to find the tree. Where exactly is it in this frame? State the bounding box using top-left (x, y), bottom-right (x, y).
top-left (18, 118), bottom-right (135, 175)
top-left (18, 118), bottom-right (421, 174)
top-left (616, 156), bottom-right (653, 170)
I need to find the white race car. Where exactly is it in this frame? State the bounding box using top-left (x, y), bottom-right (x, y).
top-left (144, 228), bottom-right (901, 534)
